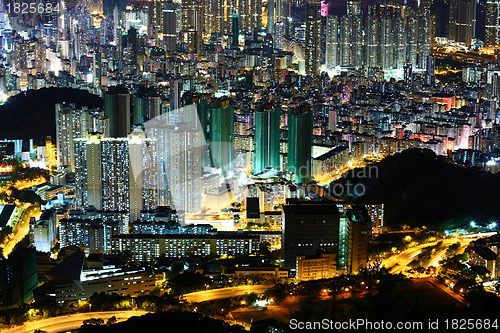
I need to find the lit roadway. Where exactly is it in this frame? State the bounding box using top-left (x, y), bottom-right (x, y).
top-left (427, 238), bottom-right (472, 268)
top-left (424, 277), bottom-right (466, 304)
top-left (432, 50), bottom-right (495, 63)
top-left (13, 177), bottom-right (47, 191)
top-left (2, 204), bottom-right (40, 257)
top-left (382, 242), bottom-right (438, 274)
top-left (315, 155), bottom-right (382, 187)
top-left (427, 246), bottom-right (448, 268)
top-left (183, 285), bottom-right (273, 303)
top-left (3, 310), bottom-right (148, 333)
top-left (382, 238), bottom-right (470, 275)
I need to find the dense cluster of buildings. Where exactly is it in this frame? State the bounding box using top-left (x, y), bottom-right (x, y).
top-left (0, 0), bottom-right (500, 308)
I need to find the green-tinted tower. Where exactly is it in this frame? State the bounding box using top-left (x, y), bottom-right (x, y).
top-left (183, 92), bottom-right (209, 167)
top-left (232, 13), bottom-right (239, 48)
top-left (182, 92), bottom-right (209, 139)
top-left (254, 102), bottom-right (280, 175)
top-left (103, 85), bottom-right (131, 138)
top-left (209, 98), bottom-right (234, 175)
top-left (287, 105), bottom-right (313, 184)
top-left (127, 27), bottom-right (138, 63)
top-left (132, 96), bottom-right (146, 125)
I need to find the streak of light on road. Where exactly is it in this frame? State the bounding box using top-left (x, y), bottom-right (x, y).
top-left (4, 310), bottom-right (149, 333)
top-left (184, 285), bottom-right (273, 303)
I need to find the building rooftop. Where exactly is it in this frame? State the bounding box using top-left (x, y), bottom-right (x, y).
top-left (471, 246), bottom-right (497, 261)
top-left (314, 146), bottom-right (348, 161)
top-left (283, 201), bottom-right (340, 216)
top-left (111, 231), bottom-right (266, 240)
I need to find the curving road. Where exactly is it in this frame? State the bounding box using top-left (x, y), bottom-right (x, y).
top-left (3, 310), bottom-right (148, 333)
top-left (183, 285), bottom-right (273, 303)
top-left (425, 277), bottom-right (466, 304)
top-left (382, 242), bottom-right (438, 274)
top-left (382, 238), bottom-right (469, 275)
top-left (2, 204), bottom-right (39, 258)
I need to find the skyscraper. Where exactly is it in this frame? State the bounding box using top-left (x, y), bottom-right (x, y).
top-left (55, 104), bottom-right (102, 171)
top-left (449, 0), bottom-right (476, 46)
top-left (394, 15), bottom-right (407, 69)
top-left (132, 95), bottom-right (161, 126)
top-left (182, 92), bottom-right (209, 167)
top-left (287, 105), bottom-right (313, 184)
top-left (166, 123), bottom-right (202, 214)
top-left (0, 247), bottom-right (38, 308)
top-left (103, 86), bottom-right (131, 138)
top-left (351, 14), bottom-right (364, 67)
top-left (101, 138), bottom-right (130, 211)
top-left (55, 103), bottom-right (78, 170)
top-left (328, 5), bottom-right (431, 71)
top-left (74, 134), bottom-right (131, 212)
top-left (406, 15), bottom-right (419, 67)
top-left (74, 136), bottom-right (91, 209)
top-left (125, 27), bottom-right (138, 63)
top-left (163, 0), bottom-right (178, 53)
top-left (282, 201), bottom-right (371, 274)
top-left (232, 13), bottom-right (240, 48)
top-left (149, 0), bottom-right (164, 30)
top-left (268, 0), bottom-right (276, 34)
top-left (431, 0), bottom-right (450, 38)
top-left (267, 0), bottom-right (288, 34)
top-left (339, 15), bottom-right (351, 66)
top-left (181, 0), bottom-right (203, 53)
top-left (279, 0), bottom-right (291, 36)
top-left (417, 15), bottom-right (431, 69)
top-left (305, 0), bottom-right (321, 75)
top-left (103, 0), bottom-right (126, 16)
top-left (282, 201), bottom-right (340, 271)
top-left (325, 15), bottom-right (339, 70)
top-left (254, 102), bottom-right (280, 175)
top-left (238, 0), bottom-right (250, 34)
top-left (486, 0), bottom-right (500, 46)
top-left (427, 54), bottom-right (436, 86)
top-left (347, 0), bottom-right (361, 15)
top-left (132, 96), bottom-right (146, 126)
top-left (181, 0), bottom-right (199, 31)
top-left (129, 130), bottom-right (159, 222)
top-left (209, 98), bottom-right (234, 175)
top-left (74, 134), bottom-right (104, 210)
top-left (366, 15), bottom-right (380, 68)
top-left (380, 16), bottom-right (393, 69)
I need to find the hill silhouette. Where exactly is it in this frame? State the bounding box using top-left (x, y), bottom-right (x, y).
top-left (77, 311), bottom-right (245, 333)
top-left (331, 148), bottom-right (500, 229)
top-left (0, 88), bottom-right (102, 140)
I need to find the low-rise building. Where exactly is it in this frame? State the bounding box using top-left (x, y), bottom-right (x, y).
top-left (33, 251), bottom-right (155, 304)
top-left (469, 245), bottom-right (498, 279)
top-left (111, 232), bottom-right (261, 262)
top-left (233, 266), bottom-right (289, 278)
top-left (296, 253), bottom-right (337, 281)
